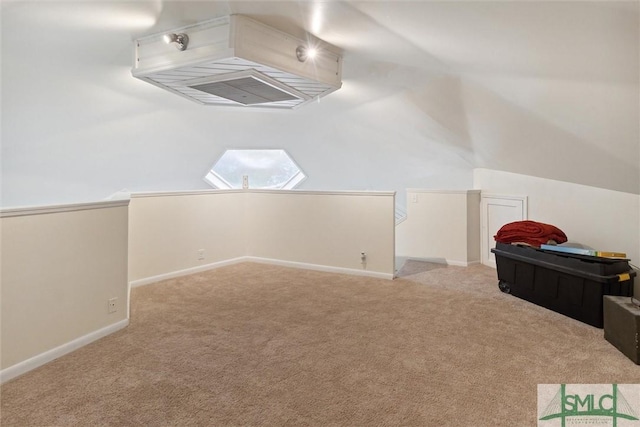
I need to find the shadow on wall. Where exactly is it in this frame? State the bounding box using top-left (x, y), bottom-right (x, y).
top-left (459, 79), bottom-right (639, 194)
top-left (405, 75), bottom-right (473, 157)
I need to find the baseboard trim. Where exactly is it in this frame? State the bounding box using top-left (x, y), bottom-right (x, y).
top-left (0, 319), bottom-right (129, 384)
top-left (130, 256), bottom-right (395, 287)
top-left (129, 257), bottom-right (247, 288)
top-left (446, 259), bottom-right (481, 267)
top-left (396, 257), bottom-right (481, 268)
top-left (244, 256), bottom-right (395, 280)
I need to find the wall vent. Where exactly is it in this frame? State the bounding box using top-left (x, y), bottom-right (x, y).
top-left (185, 70), bottom-right (307, 105)
top-left (132, 15), bottom-right (342, 109)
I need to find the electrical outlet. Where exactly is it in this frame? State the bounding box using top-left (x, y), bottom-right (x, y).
top-left (361, 252), bottom-right (367, 264)
top-left (412, 194), bottom-right (418, 203)
top-left (108, 297), bottom-right (117, 313)
top-left (197, 249), bottom-right (205, 260)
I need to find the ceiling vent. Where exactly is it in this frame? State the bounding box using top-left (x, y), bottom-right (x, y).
top-left (132, 15), bottom-right (342, 109)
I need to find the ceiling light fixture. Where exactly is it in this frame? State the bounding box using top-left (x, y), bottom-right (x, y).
top-left (296, 45), bottom-right (317, 62)
top-left (133, 15), bottom-right (343, 108)
top-left (163, 33), bottom-right (189, 51)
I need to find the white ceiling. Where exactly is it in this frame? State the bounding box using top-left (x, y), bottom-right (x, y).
top-left (5, 0), bottom-right (636, 82)
top-left (1, 1), bottom-right (639, 206)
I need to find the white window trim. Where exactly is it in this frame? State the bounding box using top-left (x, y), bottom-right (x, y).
top-left (203, 149), bottom-right (307, 190)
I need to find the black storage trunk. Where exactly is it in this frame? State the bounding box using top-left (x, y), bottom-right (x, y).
top-left (491, 242), bottom-right (635, 328)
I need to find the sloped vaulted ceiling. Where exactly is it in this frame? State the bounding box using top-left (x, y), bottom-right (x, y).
top-left (0, 1), bottom-right (638, 207)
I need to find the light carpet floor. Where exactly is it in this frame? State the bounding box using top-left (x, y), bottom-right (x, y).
top-left (1, 262), bottom-right (638, 426)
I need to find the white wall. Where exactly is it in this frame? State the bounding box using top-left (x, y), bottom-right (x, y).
top-left (247, 190), bottom-right (395, 274)
top-left (0, 1), bottom-right (473, 210)
top-left (128, 191), bottom-right (247, 283)
top-left (0, 201), bottom-right (129, 377)
top-left (5, 2), bottom-right (636, 212)
top-left (396, 189), bottom-right (480, 265)
top-left (129, 190), bottom-right (396, 283)
top-left (461, 75), bottom-right (639, 195)
top-left (474, 168), bottom-right (640, 294)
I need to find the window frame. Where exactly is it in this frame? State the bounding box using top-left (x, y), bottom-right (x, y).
top-left (203, 149), bottom-right (307, 190)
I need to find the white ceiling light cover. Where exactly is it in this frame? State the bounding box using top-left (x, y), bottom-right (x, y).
top-left (132, 15), bottom-right (342, 109)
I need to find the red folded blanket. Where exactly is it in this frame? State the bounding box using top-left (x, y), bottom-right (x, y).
top-left (494, 220), bottom-right (567, 247)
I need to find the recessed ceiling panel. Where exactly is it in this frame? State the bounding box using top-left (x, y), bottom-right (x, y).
top-left (132, 15), bottom-right (342, 109)
top-left (192, 77), bottom-right (298, 105)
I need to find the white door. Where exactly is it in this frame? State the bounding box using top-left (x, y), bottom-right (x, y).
top-left (480, 194), bottom-right (527, 268)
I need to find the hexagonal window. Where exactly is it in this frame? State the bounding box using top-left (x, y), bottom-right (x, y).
top-left (204, 149), bottom-right (306, 190)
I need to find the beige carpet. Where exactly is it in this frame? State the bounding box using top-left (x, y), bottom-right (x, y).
top-left (1, 262), bottom-right (638, 426)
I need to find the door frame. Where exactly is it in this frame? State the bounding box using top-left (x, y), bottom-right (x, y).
top-left (480, 193), bottom-right (528, 268)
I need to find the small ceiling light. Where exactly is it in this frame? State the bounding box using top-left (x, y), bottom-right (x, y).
top-left (306, 47), bottom-right (318, 60)
top-left (163, 33), bottom-right (189, 51)
top-left (296, 45), bottom-right (317, 62)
